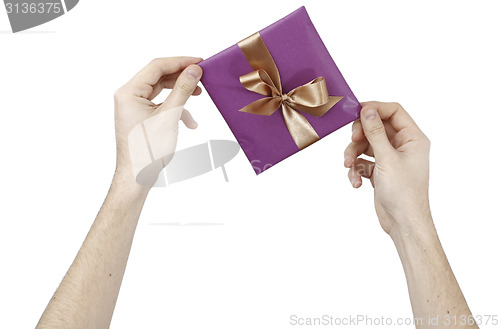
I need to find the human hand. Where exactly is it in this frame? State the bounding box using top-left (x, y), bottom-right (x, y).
top-left (344, 102), bottom-right (432, 237)
top-left (113, 57), bottom-right (203, 187)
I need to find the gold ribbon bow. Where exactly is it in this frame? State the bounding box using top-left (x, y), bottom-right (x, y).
top-left (238, 32), bottom-right (343, 150)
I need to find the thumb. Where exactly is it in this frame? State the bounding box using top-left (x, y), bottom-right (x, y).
top-left (360, 107), bottom-right (395, 159)
top-left (161, 64), bottom-right (202, 110)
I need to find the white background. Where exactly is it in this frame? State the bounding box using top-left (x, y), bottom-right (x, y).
top-left (1, 1), bottom-right (499, 328)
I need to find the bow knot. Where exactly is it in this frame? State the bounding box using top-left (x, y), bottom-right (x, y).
top-left (281, 94), bottom-right (290, 103)
top-left (237, 32), bottom-right (343, 150)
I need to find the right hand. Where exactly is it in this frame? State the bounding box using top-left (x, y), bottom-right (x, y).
top-left (343, 102), bottom-right (432, 236)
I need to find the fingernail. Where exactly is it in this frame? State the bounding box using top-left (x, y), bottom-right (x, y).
top-left (186, 66), bottom-right (201, 80)
top-left (364, 108), bottom-right (377, 120)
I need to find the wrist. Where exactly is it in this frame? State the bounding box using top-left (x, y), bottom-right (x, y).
top-left (384, 192), bottom-right (434, 242)
top-left (112, 165), bottom-right (151, 198)
top-left (389, 210), bottom-right (438, 252)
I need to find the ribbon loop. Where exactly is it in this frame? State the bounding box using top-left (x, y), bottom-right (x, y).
top-left (287, 78), bottom-right (330, 108)
top-left (237, 32), bottom-right (343, 149)
top-left (240, 69), bottom-right (280, 97)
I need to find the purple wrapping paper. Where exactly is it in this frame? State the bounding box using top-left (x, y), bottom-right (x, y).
top-left (199, 6), bottom-right (361, 174)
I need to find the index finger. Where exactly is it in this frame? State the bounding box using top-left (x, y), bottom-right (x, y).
top-left (129, 57), bottom-right (203, 88)
top-left (361, 101), bottom-right (419, 132)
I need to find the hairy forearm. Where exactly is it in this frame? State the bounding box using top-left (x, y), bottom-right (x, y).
top-left (390, 213), bottom-right (478, 329)
top-left (37, 169), bottom-right (149, 329)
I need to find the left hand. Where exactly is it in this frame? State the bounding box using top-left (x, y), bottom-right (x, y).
top-left (113, 57), bottom-right (203, 186)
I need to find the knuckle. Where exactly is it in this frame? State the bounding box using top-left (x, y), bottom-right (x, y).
top-left (175, 77), bottom-right (194, 95)
top-left (149, 58), bottom-right (170, 72)
top-left (422, 134), bottom-right (431, 148)
top-left (150, 58), bottom-right (163, 67)
top-left (113, 87), bottom-right (126, 101)
top-left (390, 102), bottom-right (403, 110)
top-left (114, 86), bottom-right (135, 105)
top-left (368, 123), bottom-right (386, 137)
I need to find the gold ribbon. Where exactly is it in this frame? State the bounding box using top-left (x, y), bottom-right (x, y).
top-left (237, 32), bottom-right (343, 150)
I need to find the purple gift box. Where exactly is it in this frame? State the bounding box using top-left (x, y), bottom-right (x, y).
top-left (199, 6), bottom-right (361, 174)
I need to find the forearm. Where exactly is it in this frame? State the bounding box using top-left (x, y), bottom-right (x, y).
top-left (37, 168), bottom-right (149, 329)
top-left (390, 214), bottom-right (477, 329)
